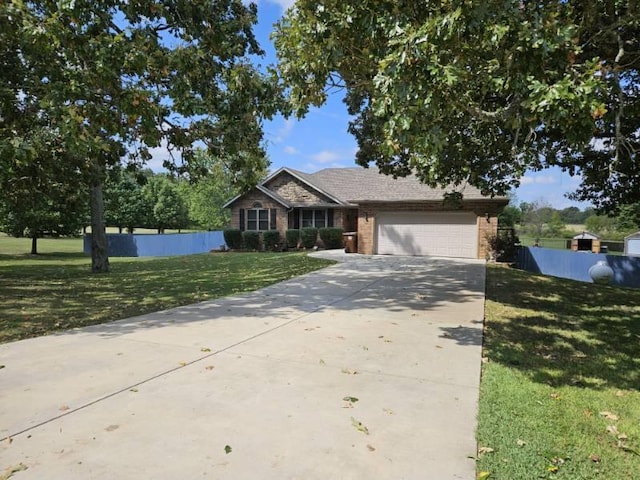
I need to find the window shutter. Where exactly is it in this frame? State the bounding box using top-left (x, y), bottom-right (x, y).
top-left (270, 209), bottom-right (277, 230)
top-left (327, 209), bottom-right (334, 228)
top-left (239, 209), bottom-right (245, 231)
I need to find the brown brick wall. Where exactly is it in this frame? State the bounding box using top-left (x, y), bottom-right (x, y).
top-left (229, 191), bottom-right (358, 243)
top-left (477, 216), bottom-right (499, 260)
top-left (229, 190), bottom-right (288, 236)
top-left (332, 208), bottom-right (358, 232)
top-left (357, 206), bottom-right (376, 255)
top-left (355, 202), bottom-right (503, 258)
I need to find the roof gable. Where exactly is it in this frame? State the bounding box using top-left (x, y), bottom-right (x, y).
top-left (262, 168), bottom-right (348, 206)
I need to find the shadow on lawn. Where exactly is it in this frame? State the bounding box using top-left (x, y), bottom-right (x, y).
top-left (485, 265), bottom-right (640, 391)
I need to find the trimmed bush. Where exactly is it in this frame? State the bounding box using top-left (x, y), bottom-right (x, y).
top-left (285, 229), bottom-right (300, 249)
top-left (319, 227), bottom-right (344, 249)
top-left (223, 229), bottom-right (242, 250)
top-left (486, 228), bottom-right (520, 262)
top-left (263, 230), bottom-right (281, 251)
top-left (242, 231), bottom-right (261, 251)
top-left (300, 227), bottom-right (318, 249)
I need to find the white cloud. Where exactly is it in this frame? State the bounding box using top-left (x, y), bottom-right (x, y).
top-left (311, 149), bottom-right (345, 163)
top-left (283, 145), bottom-right (300, 155)
top-left (520, 174), bottom-right (558, 186)
top-left (247, 0), bottom-right (295, 13)
top-left (272, 118), bottom-right (295, 144)
top-left (268, 0), bottom-right (295, 10)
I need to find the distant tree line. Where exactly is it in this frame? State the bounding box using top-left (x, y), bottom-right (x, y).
top-left (0, 150), bottom-right (245, 253)
top-left (499, 200), bottom-right (640, 241)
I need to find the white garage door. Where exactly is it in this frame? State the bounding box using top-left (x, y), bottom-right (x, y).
top-left (376, 212), bottom-right (478, 258)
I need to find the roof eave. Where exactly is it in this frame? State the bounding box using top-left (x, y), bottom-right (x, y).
top-left (222, 185), bottom-right (292, 209)
top-left (350, 198), bottom-right (509, 204)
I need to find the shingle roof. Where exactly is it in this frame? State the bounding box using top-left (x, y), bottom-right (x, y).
top-left (287, 167), bottom-right (503, 203)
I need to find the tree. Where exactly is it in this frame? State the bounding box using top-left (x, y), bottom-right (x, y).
top-left (585, 214), bottom-right (616, 236)
top-left (103, 169), bottom-right (148, 233)
top-left (152, 180), bottom-right (189, 233)
top-left (546, 211), bottom-right (567, 237)
top-left (179, 149), bottom-right (266, 230)
top-left (520, 199), bottom-right (554, 239)
top-left (558, 207), bottom-right (583, 225)
top-left (1, 1), bottom-right (280, 272)
top-left (615, 203), bottom-right (640, 234)
top-left (273, 1), bottom-right (639, 210)
top-left (498, 205), bottom-right (522, 228)
top-left (0, 128), bottom-right (87, 254)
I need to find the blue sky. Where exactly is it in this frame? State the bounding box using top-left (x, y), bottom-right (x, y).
top-left (153, 0), bottom-right (591, 210)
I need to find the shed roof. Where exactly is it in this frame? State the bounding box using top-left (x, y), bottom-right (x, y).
top-left (573, 231), bottom-right (601, 240)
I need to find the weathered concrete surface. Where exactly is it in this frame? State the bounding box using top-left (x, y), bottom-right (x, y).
top-left (0, 252), bottom-right (485, 479)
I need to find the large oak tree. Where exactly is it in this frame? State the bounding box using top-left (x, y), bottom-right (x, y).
top-left (1, 0), bottom-right (279, 272)
top-left (273, 0), bottom-right (639, 211)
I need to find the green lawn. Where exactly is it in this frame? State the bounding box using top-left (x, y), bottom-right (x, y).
top-left (478, 265), bottom-right (640, 479)
top-left (0, 237), bottom-right (334, 343)
top-left (518, 235), bottom-right (569, 249)
top-left (0, 234), bottom-right (84, 256)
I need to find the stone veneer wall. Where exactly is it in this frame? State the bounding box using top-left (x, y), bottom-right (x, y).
top-left (265, 172), bottom-right (334, 205)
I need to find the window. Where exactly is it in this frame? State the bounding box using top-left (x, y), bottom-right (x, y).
top-left (302, 209), bottom-right (327, 228)
top-left (247, 209), bottom-right (270, 231)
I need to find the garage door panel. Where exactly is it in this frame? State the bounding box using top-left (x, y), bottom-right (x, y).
top-left (376, 212), bottom-right (478, 258)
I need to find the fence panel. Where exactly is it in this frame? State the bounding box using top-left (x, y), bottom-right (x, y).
top-left (83, 231), bottom-right (226, 257)
top-left (516, 247), bottom-right (640, 289)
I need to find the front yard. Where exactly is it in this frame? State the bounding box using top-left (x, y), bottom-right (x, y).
top-left (0, 246), bottom-right (334, 343)
top-left (478, 265), bottom-right (640, 478)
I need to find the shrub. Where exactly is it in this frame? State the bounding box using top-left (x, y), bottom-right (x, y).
top-left (319, 227), bottom-right (344, 249)
top-left (486, 228), bottom-right (520, 262)
top-left (242, 231), bottom-right (261, 251)
top-left (285, 229), bottom-right (300, 249)
top-left (300, 227), bottom-right (318, 248)
top-left (263, 230), bottom-right (281, 251)
top-left (223, 229), bottom-right (242, 250)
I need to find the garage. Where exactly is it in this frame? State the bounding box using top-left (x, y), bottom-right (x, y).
top-left (375, 212), bottom-right (479, 258)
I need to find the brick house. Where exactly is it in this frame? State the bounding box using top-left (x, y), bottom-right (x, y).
top-left (224, 167), bottom-right (509, 259)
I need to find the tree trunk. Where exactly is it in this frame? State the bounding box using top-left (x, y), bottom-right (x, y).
top-left (30, 233), bottom-right (38, 255)
top-left (90, 182), bottom-right (110, 273)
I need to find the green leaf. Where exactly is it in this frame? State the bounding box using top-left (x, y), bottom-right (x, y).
top-left (351, 417), bottom-right (369, 435)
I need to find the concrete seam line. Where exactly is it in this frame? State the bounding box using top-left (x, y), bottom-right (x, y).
top-left (2, 272), bottom-right (387, 442)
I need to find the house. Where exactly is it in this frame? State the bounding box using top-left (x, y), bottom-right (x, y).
top-left (624, 231), bottom-right (640, 257)
top-left (223, 167), bottom-right (509, 259)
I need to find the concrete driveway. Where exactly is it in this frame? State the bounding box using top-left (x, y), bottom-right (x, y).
top-left (0, 252), bottom-right (486, 479)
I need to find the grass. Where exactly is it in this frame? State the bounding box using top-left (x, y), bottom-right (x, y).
top-left (477, 265), bottom-right (640, 479)
top-left (0, 236), bottom-right (335, 343)
top-left (519, 235), bottom-right (569, 249)
top-left (0, 234), bottom-right (83, 255)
